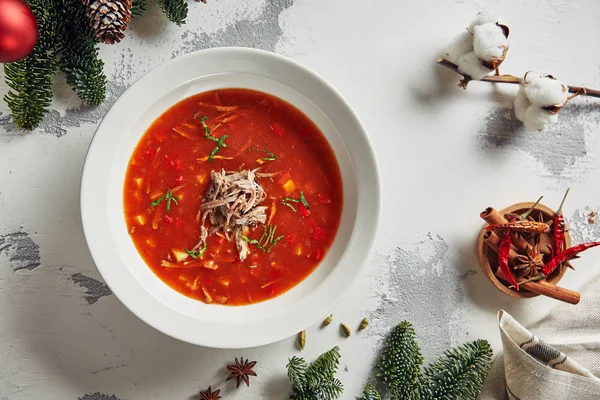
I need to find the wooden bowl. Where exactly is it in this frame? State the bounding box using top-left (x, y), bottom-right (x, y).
top-left (477, 202), bottom-right (571, 298)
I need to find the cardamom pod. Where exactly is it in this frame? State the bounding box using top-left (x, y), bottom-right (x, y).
top-left (298, 330), bottom-right (306, 350)
top-left (359, 317), bottom-right (369, 331)
top-left (340, 323), bottom-right (351, 337)
top-left (322, 314), bottom-right (333, 327)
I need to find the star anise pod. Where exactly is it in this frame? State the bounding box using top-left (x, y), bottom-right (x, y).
top-left (515, 241), bottom-right (545, 278)
top-left (226, 357), bottom-right (257, 388)
top-left (199, 386), bottom-right (221, 400)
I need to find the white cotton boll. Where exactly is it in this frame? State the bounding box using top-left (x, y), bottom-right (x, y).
top-left (457, 52), bottom-right (492, 80)
top-left (468, 10), bottom-right (500, 34)
top-left (473, 23), bottom-right (508, 62)
top-left (446, 32), bottom-right (474, 63)
top-left (523, 105), bottom-right (559, 131)
top-left (523, 73), bottom-right (569, 107)
top-left (514, 86), bottom-right (530, 122)
top-left (523, 71), bottom-right (546, 83)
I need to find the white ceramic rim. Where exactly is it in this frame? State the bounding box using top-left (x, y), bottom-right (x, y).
top-left (80, 47), bottom-right (380, 348)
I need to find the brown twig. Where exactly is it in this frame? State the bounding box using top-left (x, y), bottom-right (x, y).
top-left (437, 57), bottom-right (600, 98)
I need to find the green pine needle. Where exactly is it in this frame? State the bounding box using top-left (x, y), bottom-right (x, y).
top-left (131, 0), bottom-right (148, 17)
top-left (420, 339), bottom-right (493, 400)
top-left (155, 0), bottom-right (188, 25)
top-left (287, 346), bottom-right (343, 400)
top-left (376, 321), bottom-right (424, 399)
top-left (306, 346), bottom-right (341, 391)
top-left (311, 378), bottom-right (343, 399)
top-left (3, 0), bottom-right (58, 130)
top-left (57, 0), bottom-right (106, 105)
top-left (358, 384), bottom-right (382, 400)
top-left (287, 356), bottom-right (308, 398)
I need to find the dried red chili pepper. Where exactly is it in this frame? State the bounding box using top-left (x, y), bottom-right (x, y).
top-left (499, 229), bottom-right (519, 291)
top-left (552, 188), bottom-right (570, 258)
top-left (518, 195), bottom-right (543, 221)
top-left (485, 220), bottom-right (550, 233)
top-left (542, 241), bottom-right (600, 276)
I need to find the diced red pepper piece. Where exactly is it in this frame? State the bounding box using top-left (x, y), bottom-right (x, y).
top-left (145, 148), bottom-right (155, 158)
top-left (311, 249), bottom-right (323, 261)
top-left (306, 217), bottom-right (318, 229)
top-left (266, 285), bottom-right (277, 296)
top-left (313, 227), bottom-right (326, 241)
top-left (270, 270), bottom-right (282, 279)
top-left (286, 233), bottom-right (297, 244)
top-left (175, 175), bottom-right (184, 184)
top-left (269, 123), bottom-right (286, 137)
top-left (278, 171), bottom-right (291, 185)
top-left (163, 214), bottom-right (173, 224)
top-left (173, 159), bottom-right (182, 170)
top-left (299, 204), bottom-right (311, 218)
top-left (174, 217), bottom-right (182, 229)
top-left (319, 194), bottom-right (331, 204)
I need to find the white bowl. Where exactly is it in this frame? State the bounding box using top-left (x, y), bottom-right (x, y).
top-left (81, 48), bottom-right (380, 348)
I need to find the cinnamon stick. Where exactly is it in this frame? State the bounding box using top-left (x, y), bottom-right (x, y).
top-left (480, 207), bottom-right (531, 251)
top-left (521, 280), bottom-right (580, 305)
top-left (494, 265), bottom-right (580, 304)
top-left (483, 230), bottom-right (518, 264)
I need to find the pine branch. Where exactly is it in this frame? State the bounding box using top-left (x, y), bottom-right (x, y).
top-left (3, 0), bottom-right (58, 130)
top-left (421, 340), bottom-right (493, 400)
top-left (155, 0), bottom-right (188, 25)
top-left (131, 0), bottom-right (147, 17)
top-left (358, 384), bottom-right (382, 400)
top-left (287, 347), bottom-right (343, 400)
top-left (312, 378), bottom-right (343, 400)
top-left (287, 356), bottom-right (308, 398)
top-left (57, 0), bottom-right (106, 105)
top-left (306, 346), bottom-right (341, 391)
top-left (376, 321), bottom-right (424, 399)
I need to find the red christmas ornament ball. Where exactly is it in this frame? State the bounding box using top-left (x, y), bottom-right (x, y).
top-left (0, 0), bottom-right (38, 63)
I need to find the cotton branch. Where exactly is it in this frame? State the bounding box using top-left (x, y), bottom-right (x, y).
top-left (436, 57), bottom-right (600, 98)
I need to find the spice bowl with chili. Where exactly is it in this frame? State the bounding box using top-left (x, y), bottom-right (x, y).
top-left (477, 202), bottom-right (571, 299)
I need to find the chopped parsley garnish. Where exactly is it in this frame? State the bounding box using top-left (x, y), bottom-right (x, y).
top-left (151, 188), bottom-right (179, 213)
top-left (241, 224), bottom-right (284, 253)
top-left (199, 116), bottom-right (228, 162)
top-left (299, 192), bottom-right (310, 210)
top-left (280, 200), bottom-right (298, 212)
top-left (185, 242), bottom-right (207, 259)
top-left (248, 147), bottom-right (277, 161)
top-left (281, 191), bottom-right (310, 212)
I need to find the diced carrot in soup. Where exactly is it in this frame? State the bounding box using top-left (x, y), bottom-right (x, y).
top-left (123, 89), bottom-right (342, 306)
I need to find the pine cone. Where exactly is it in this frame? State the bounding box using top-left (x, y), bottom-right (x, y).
top-left (83, 0), bottom-right (132, 44)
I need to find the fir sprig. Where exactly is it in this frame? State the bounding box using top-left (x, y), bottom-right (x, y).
top-left (57, 0), bottom-right (106, 105)
top-left (420, 340), bottom-right (493, 400)
top-left (155, 0), bottom-right (188, 25)
top-left (287, 346), bottom-right (343, 400)
top-left (3, 0), bottom-right (58, 129)
top-left (365, 321), bottom-right (493, 400)
top-left (131, 0), bottom-right (148, 17)
top-left (376, 321), bottom-right (424, 399)
top-left (358, 384), bottom-right (382, 400)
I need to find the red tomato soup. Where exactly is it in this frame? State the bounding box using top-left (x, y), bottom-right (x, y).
top-left (123, 89), bottom-right (343, 306)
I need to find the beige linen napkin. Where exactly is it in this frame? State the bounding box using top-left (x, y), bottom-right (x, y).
top-left (478, 278), bottom-right (600, 399)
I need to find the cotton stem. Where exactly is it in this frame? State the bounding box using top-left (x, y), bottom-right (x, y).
top-left (437, 57), bottom-right (600, 98)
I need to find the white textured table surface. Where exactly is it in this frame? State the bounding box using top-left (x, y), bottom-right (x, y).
top-left (2, 1), bottom-right (600, 399)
